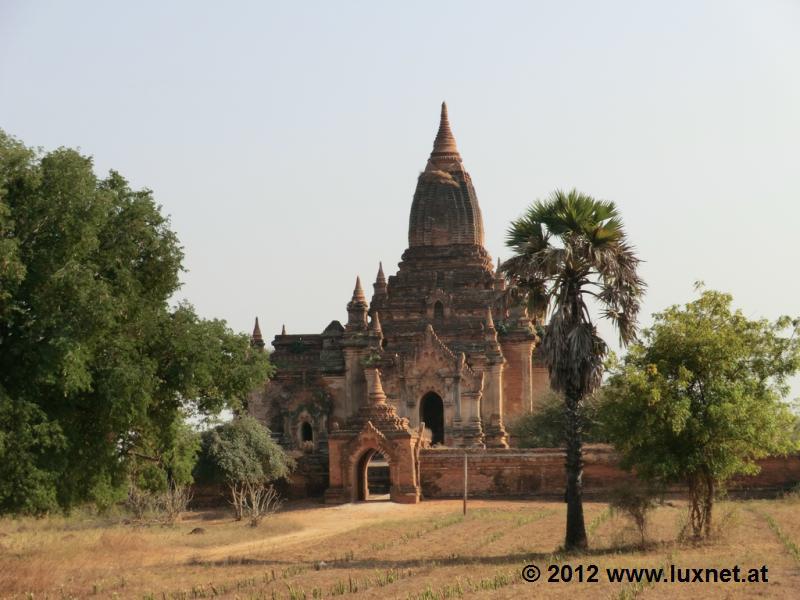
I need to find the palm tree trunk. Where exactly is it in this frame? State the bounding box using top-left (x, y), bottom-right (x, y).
top-left (564, 389), bottom-right (588, 551)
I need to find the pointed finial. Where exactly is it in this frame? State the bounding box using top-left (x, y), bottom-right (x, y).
top-left (376, 262), bottom-right (386, 285)
top-left (364, 367), bottom-right (387, 405)
top-left (485, 307), bottom-right (495, 329)
top-left (252, 317), bottom-right (265, 349)
top-left (431, 101), bottom-right (460, 159)
top-left (494, 257), bottom-right (506, 291)
top-left (370, 311), bottom-right (383, 335)
top-left (352, 276), bottom-right (366, 303)
top-left (281, 324), bottom-right (287, 335)
top-left (347, 275), bottom-right (369, 330)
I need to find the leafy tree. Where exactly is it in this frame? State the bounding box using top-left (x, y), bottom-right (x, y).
top-left (198, 415), bottom-right (294, 520)
top-left (602, 289), bottom-right (800, 538)
top-left (509, 390), bottom-right (608, 448)
top-left (129, 416), bottom-right (200, 494)
top-left (503, 189), bottom-right (644, 550)
top-left (0, 131), bottom-right (273, 514)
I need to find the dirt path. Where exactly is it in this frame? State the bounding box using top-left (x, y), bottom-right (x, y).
top-left (192, 501), bottom-right (449, 562)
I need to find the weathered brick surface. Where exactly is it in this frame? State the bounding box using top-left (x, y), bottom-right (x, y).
top-left (420, 445), bottom-right (800, 499)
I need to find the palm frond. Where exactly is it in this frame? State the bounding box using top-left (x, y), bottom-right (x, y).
top-left (503, 189), bottom-right (645, 396)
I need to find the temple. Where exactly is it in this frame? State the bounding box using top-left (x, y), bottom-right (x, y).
top-left (248, 103), bottom-right (550, 502)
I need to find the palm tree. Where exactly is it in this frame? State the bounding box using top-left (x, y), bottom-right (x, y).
top-left (503, 189), bottom-right (644, 551)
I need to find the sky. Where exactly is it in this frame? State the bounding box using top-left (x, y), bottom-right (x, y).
top-left (1, 1), bottom-right (799, 398)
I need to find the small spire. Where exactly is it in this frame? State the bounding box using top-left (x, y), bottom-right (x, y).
top-left (347, 275), bottom-right (369, 330)
top-left (485, 307), bottom-right (495, 330)
top-left (352, 276), bottom-right (366, 303)
top-left (281, 324), bottom-right (287, 335)
top-left (370, 311), bottom-right (383, 335)
top-left (364, 367), bottom-right (387, 405)
top-left (431, 101), bottom-right (461, 159)
top-left (252, 317), bottom-right (265, 349)
top-left (373, 262), bottom-right (387, 300)
top-left (494, 257), bottom-right (506, 290)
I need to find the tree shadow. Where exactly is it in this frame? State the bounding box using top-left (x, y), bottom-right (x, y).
top-left (185, 541), bottom-right (668, 569)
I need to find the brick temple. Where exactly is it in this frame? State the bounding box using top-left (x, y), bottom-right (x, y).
top-left (246, 104), bottom-right (800, 504)
top-left (249, 103), bottom-right (552, 502)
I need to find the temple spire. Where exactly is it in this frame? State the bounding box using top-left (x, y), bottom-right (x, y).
top-left (430, 101), bottom-right (461, 162)
top-left (352, 276), bottom-right (366, 303)
top-left (281, 324), bottom-right (286, 335)
top-left (373, 262), bottom-right (387, 301)
top-left (485, 306), bottom-right (495, 330)
top-left (251, 317), bottom-right (265, 349)
top-left (495, 257), bottom-right (506, 288)
top-left (347, 275), bottom-right (369, 331)
top-left (370, 311), bottom-right (383, 336)
top-left (376, 262), bottom-right (386, 286)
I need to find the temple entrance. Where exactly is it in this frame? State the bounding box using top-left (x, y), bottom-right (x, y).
top-left (301, 422), bottom-right (313, 442)
top-left (356, 449), bottom-right (390, 501)
top-left (420, 392), bottom-right (445, 445)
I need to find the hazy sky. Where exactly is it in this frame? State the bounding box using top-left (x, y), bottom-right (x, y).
top-left (2, 1), bottom-right (799, 397)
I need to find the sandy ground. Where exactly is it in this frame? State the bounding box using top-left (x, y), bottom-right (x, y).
top-left (2, 497), bottom-right (800, 599)
top-left (195, 499), bottom-right (444, 562)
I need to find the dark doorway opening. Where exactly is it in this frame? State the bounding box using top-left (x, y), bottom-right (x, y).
top-left (301, 422), bottom-right (313, 442)
top-left (420, 392), bottom-right (445, 445)
top-left (357, 450), bottom-right (390, 501)
top-left (433, 301), bottom-right (444, 324)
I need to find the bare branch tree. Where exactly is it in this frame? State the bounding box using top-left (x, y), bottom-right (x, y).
top-left (243, 483), bottom-right (283, 527)
top-left (160, 481), bottom-right (193, 525)
top-left (228, 482), bottom-right (245, 521)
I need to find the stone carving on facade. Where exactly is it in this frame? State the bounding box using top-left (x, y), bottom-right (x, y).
top-left (325, 368), bottom-right (421, 504)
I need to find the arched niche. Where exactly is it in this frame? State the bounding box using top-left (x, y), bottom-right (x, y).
top-left (419, 392), bottom-right (445, 445)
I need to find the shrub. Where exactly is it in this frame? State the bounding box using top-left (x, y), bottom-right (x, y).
top-left (609, 482), bottom-right (660, 545)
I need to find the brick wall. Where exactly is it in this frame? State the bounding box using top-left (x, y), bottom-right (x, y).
top-left (419, 445), bottom-right (800, 499)
top-left (501, 347), bottom-right (525, 419)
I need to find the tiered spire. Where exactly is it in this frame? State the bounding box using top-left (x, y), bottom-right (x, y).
top-left (494, 257), bottom-right (506, 290)
top-left (251, 317), bottom-right (265, 349)
top-left (281, 324), bottom-right (287, 335)
top-left (351, 276), bottom-right (366, 303)
top-left (364, 367), bottom-right (388, 405)
top-left (373, 262), bottom-right (387, 298)
top-left (484, 306), bottom-right (501, 357)
top-left (370, 311), bottom-right (383, 336)
top-left (431, 102), bottom-right (461, 159)
top-left (412, 102), bottom-right (485, 247)
top-left (346, 275), bottom-right (369, 330)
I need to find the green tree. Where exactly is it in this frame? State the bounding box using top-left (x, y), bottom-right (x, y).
top-left (503, 189), bottom-right (644, 550)
top-left (0, 131), bottom-right (273, 514)
top-left (602, 289), bottom-right (800, 538)
top-left (509, 390), bottom-right (608, 448)
top-left (198, 415), bottom-right (294, 520)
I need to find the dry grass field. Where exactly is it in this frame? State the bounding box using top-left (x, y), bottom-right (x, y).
top-left (1, 495), bottom-right (799, 599)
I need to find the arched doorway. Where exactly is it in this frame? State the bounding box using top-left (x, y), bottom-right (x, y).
top-left (420, 392), bottom-right (445, 445)
top-left (300, 422), bottom-right (313, 443)
top-left (356, 449), bottom-right (390, 501)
